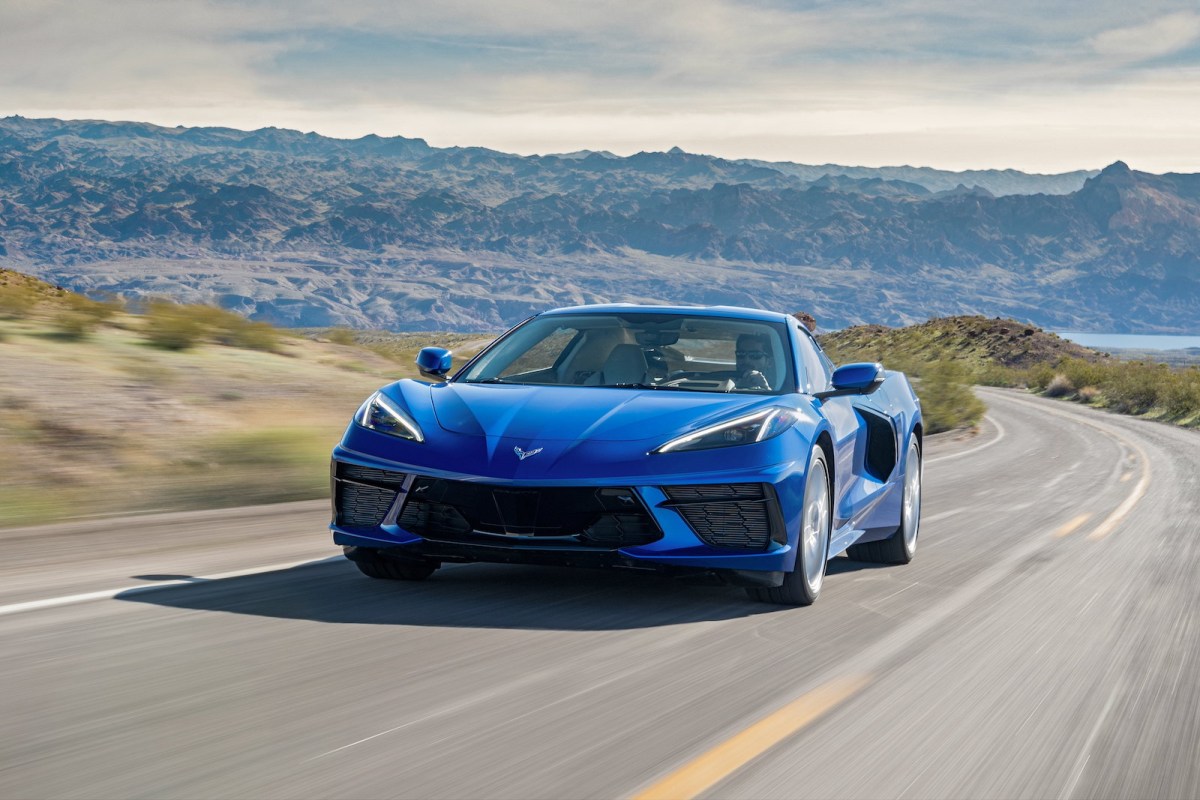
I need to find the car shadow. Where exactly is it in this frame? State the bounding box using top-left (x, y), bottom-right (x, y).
top-left (826, 555), bottom-right (897, 576)
top-left (116, 558), bottom-right (788, 631)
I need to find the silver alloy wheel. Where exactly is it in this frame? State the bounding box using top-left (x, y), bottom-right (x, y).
top-left (902, 441), bottom-right (922, 556)
top-left (802, 458), bottom-right (831, 592)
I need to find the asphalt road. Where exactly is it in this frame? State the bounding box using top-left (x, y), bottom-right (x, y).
top-left (2, 388), bottom-right (1198, 799)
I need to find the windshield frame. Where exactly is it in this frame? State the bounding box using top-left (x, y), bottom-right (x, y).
top-left (452, 311), bottom-right (798, 396)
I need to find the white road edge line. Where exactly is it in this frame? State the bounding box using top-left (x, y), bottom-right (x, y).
top-left (982, 390), bottom-right (1152, 541)
top-left (927, 413), bottom-right (1005, 464)
top-left (0, 556), bottom-right (343, 618)
top-left (1058, 680), bottom-right (1122, 800)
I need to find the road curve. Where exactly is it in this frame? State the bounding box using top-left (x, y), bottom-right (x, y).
top-left (2, 388), bottom-right (1198, 799)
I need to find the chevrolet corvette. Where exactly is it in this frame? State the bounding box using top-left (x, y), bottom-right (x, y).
top-left (330, 305), bottom-right (922, 605)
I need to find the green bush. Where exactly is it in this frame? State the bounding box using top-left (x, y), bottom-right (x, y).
top-left (325, 327), bottom-right (358, 346)
top-left (142, 300), bottom-right (207, 350)
top-left (916, 360), bottom-right (987, 434)
top-left (1031, 356), bottom-right (1200, 426)
top-left (50, 294), bottom-right (123, 340)
top-left (210, 311), bottom-right (279, 350)
top-left (141, 300), bottom-right (280, 352)
top-left (1103, 361), bottom-right (1166, 414)
top-left (1026, 363), bottom-right (1055, 392)
top-left (973, 362), bottom-right (1025, 387)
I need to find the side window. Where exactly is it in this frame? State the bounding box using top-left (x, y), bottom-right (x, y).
top-left (796, 328), bottom-right (831, 393)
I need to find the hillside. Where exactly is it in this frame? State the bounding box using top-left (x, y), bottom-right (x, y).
top-left (0, 271), bottom-right (487, 526)
top-left (820, 315), bottom-right (1200, 429)
top-left (819, 316), bottom-right (1101, 372)
top-left (12, 117), bottom-right (1200, 333)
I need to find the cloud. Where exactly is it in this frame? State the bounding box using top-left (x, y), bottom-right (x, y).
top-left (3, 1), bottom-right (1200, 171)
top-left (1090, 11), bottom-right (1200, 61)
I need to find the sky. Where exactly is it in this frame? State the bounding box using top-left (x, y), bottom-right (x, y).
top-left (3, 0), bottom-right (1200, 173)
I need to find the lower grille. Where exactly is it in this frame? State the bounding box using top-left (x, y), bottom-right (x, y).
top-left (338, 464), bottom-right (408, 487)
top-left (396, 478), bottom-right (661, 549)
top-left (333, 462), bottom-right (407, 528)
top-left (662, 483), bottom-right (782, 550)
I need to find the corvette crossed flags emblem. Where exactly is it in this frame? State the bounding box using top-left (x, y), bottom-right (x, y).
top-left (513, 445), bottom-right (543, 461)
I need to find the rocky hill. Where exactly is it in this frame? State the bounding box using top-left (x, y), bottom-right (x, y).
top-left (3, 116), bottom-right (1199, 332)
top-left (818, 315), bottom-right (1102, 371)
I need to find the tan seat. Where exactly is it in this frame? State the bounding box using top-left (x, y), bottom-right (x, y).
top-left (585, 344), bottom-right (648, 385)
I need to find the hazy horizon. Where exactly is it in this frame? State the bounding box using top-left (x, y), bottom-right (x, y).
top-left (0, 111), bottom-right (1150, 177)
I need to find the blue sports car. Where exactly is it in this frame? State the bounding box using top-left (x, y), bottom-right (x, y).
top-left (330, 305), bottom-right (922, 605)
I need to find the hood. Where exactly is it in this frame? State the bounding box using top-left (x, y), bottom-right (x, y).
top-left (430, 383), bottom-right (772, 443)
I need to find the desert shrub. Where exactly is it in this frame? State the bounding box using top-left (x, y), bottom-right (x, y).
top-left (0, 283), bottom-right (37, 319)
top-left (141, 300), bottom-right (280, 352)
top-left (51, 309), bottom-right (90, 340)
top-left (1157, 369), bottom-right (1200, 420)
top-left (1103, 361), bottom-right (1167, 414)
top-left (1038, 358), bottom-right (1200, 425)
top-left (973, 363), bottom-right (1024, 387)
top-left (142, 300), bottom-right (207, 350)
top-left (916, 360), bottom-right (986, 433)
top-left (1026, 363), bottom-right (1056, 391)
top-left (325, 327), bottom-right (358, 346)
top-left (216, 317), bottom-right (280, 352)
top-left (50, 294), bottom-right (122, 340)
top-left (1056, 358), bottom-right (1109, 394)
top-left (1043, 374), bottom-right (1075, 398)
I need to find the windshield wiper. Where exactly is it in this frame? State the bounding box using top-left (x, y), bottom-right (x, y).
top-left (463, 377), bottom-right (513, 384)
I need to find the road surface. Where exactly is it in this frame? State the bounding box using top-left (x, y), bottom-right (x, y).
top-left (2, 388), bottom-right (1197, 799)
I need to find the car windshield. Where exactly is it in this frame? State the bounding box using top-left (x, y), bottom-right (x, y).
top-left (457, 313), bottom-right (795, 395)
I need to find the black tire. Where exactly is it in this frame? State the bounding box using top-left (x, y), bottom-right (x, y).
top-left (354, 552), bottom-right (439, 581)
top-left (846, 438), bottom-right (921, 565)
top-left (747, 446), bottom-right (831, 606)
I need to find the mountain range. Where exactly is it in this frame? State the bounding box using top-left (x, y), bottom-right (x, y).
top-left (1, 115), bottom-right (1197, 332)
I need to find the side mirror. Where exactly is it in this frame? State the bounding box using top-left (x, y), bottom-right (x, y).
top-left (416, 347), bottom-right (452, 380)
top-left (815, 362), bottom-right (884, 399)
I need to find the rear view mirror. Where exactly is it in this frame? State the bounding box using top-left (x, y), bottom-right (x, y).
top-left (416, 347), bottom-right (452, 379)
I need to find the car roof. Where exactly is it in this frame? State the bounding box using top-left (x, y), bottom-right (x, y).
top-left (540, 303), bottom-right (794, 324)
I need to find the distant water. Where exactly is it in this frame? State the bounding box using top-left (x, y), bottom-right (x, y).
top-left (1056, 332), bottom-right (1200, 351)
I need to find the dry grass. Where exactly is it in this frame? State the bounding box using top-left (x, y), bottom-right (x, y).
top-left (0, 298), bottom-right (402, 526)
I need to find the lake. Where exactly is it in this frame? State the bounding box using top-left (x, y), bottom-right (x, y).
top-left (1055, 332), bottom-right (1200, 351)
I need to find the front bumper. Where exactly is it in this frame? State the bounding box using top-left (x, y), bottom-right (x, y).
top-left (329, 444), bottom-right (806, 574)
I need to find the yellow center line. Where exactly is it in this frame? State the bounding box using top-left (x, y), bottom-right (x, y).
top-left (1052, 513), bottom-right (1093, 538)
top-left (631, 674), bottom-right (869, 800)
top-left (1088, 462), bottom-right (1151, 540)
top-left (979, 390), bottom-right (1153, 543)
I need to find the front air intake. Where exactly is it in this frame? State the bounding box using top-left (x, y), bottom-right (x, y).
top-left (395, 478), bottom-right (662, 549)
top-left (333, 462), bottom-right (407, 527)
top-left (661, 483), bottom-right (784, 550)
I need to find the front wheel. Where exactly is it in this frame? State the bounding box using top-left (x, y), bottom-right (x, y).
top-left (847, 438), bottom-right (921, 564)
top-left (747, 446), bottom-right (831, 606)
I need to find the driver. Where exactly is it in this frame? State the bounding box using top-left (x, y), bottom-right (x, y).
top-left (734, 333), bottom-right (773, 390)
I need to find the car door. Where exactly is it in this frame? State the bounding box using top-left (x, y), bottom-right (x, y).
top-left (796, 328), bottom-right (896, 531)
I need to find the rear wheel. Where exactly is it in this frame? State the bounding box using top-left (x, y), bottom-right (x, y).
top-left (847, 438), bottom-right (921, 564)
top-left (353, 550), bottom-right (439, 581)
top-left (747, 446), bottom-right (831, 606)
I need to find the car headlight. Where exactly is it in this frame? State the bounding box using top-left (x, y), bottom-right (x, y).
top-left (355, 391), bottom-right (424, 442)
top-left (653, 407), bottom-right (802, 454)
